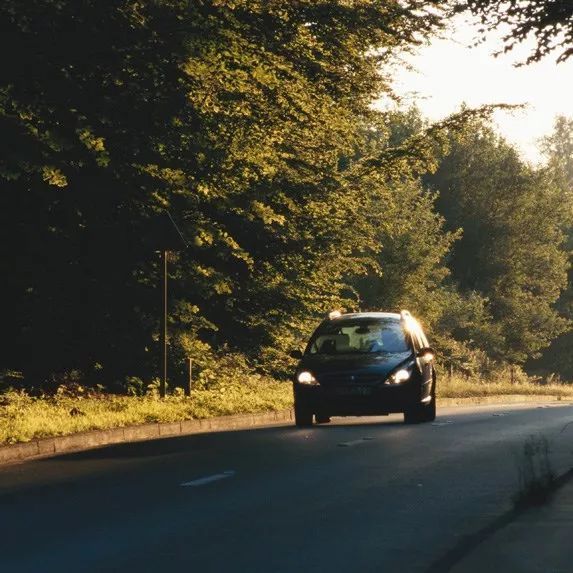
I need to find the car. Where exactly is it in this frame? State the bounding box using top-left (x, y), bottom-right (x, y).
top-left (290, 310), bottom-right (436, 427)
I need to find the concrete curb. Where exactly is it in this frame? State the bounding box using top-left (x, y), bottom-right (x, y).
top-left (0, 409), bottom-right (294, 466)
top-left (439, 394), bottom-right (572, 407)
top-left (1, 394), bottom-right (570, 466)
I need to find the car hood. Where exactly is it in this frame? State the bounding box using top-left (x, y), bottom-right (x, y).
top-left (298, 352), bottom-right (413, 386)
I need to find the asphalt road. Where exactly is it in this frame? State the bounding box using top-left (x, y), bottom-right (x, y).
top-left (2, 402), bottom-right (573, 573)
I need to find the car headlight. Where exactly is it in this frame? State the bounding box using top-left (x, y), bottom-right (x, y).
top-left (297, 371), bottom-right (318, 385)
top-left (385, 364), bottom-right (414, 385)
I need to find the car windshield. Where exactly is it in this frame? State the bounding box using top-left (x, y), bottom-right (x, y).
top-left (307, 318), bottom-right (410, 355)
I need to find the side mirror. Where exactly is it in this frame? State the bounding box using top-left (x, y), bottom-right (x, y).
top-left (417, 347), bottom-right (435, 361)
top-left (289, 349), bottom-right (303, 360)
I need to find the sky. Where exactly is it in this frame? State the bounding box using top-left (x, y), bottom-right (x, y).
top-left (386, 16), bottom-right (573, 164)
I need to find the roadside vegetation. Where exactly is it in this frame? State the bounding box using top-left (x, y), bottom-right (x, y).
top-left (3, 369), bottom-right (573, 445)
top-left (0, 377), bottom-right (292, 446)
top-left (2, 1), bottom-right (573, 433)
top-left (439, 372), bottom-right (573, 400)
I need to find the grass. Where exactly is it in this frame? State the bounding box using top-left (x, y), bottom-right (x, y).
top-left (2, 371), bottom-right (573, 447)
top-left (0, 379), bottom-right (293, 446)
top-left (439, 374), bottom-right (573, 400)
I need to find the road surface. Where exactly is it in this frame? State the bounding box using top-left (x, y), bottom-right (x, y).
top-left (1, 402), bottom-right (573, 572)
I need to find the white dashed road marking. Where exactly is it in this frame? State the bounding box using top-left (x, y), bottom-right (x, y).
top-left (180, 470), bottom-right (236, 487)
top-left (431, 420), bottom-right (454, 427)
top-left (338, 437), bottom-right (375, 447)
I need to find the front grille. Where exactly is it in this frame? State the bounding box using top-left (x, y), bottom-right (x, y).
top-left (317, 373), bottom-right (382, 386)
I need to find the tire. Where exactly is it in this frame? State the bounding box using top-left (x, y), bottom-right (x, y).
top-left (404, 396), bottom-right (436, 424)
top-left (424, 377), bottom-right (437, 422)
top-left (403, 406), bottom-right (422, 424)
top-left (295, 399), bottom-right (313, 427)
top-left (423, 394), bottom-right (436, 422)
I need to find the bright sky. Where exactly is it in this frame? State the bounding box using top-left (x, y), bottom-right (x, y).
top-left (386, 16), bottom-right (573, 164)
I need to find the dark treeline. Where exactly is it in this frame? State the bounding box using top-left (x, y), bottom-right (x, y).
top-left (1, 0), bottom-right (572, 391)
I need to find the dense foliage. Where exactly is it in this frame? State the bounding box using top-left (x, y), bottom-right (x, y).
top-left (0, 0), bottom-right (443, 388)
top-left (453, 0), bottom-right (573, 63)
top-left (427, 119), bottom-right (570, 364)
top-left (1, 0), bottom-right (571, 391)
top-left (529, 116), bottom-right (573, 378)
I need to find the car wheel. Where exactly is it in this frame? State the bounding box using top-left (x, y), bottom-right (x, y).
top-left (403, 406), bottom-right (422, 424)
top-left (295, 400), bottom-right (313, 427)
top-left (405, 381), bottom-right (437, 424)
top-left (423, 394), bottom-right (436, 422)
top-left (423, 379), bottom-right (437, 422)
top-left (404, 399), bottom-right (435, 424)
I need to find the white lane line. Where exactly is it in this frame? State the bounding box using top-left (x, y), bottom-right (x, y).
top-left (431, 420), bottom-right (454, 427)
top-left (338, 437), bottom-right (375, 447)
top-left (180, 470), bottom-right (236, 487)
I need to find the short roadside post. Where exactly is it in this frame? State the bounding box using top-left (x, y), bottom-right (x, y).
top-left (186, 358), bottom-right (193, 397)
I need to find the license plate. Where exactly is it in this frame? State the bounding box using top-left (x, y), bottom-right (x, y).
top-left (334, 386), bottom-right (372, 396)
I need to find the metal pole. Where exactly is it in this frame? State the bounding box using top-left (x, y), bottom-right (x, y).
top-left (160, 250), bottom-right (168, 398)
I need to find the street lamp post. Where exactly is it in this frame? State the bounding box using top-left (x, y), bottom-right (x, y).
top-left (156, 210), bottom-right (188, 399)
top-left (160, 249), bottom-right (168, 398)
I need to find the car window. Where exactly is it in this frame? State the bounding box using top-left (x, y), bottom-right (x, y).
top-left (308, 319), bottom-right (410, 355)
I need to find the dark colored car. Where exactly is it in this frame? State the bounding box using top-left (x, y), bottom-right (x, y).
top-left (291, 310), bottom-right (436, 427)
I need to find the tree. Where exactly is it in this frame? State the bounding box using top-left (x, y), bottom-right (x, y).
top-left (349, 108), bottom-right (506, 373)
top-left (540, 115), bottom-right (573, 194)
top-left (0, 0), bottom-right (443, 386)
top-left (349, 110), bottom-right (458, 324)
top-left (453, 0), bottom-right (573, 64)
top-left (529, 115), bottom-right (573, 378)
top-left (427, 118), bottom-right (570, 363)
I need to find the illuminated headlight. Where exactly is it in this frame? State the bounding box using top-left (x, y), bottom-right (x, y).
top-left (297, 371), bottom-right (318, 385)
top-left (385, 367), bottom-right (412, 385)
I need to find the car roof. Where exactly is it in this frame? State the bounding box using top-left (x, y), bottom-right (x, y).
top-left (330, 312), bottom-right (401, 320)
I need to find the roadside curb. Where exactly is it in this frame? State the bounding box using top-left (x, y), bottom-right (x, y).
top-left (0, 408), bottom-right (294, 466)
top-left (438, 394), bottom-right (572, 407)
top-left (1, 394), bottom-right (570, 466)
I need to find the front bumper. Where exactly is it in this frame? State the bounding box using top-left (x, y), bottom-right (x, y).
top-left (294, 381), bottom-right (420, 415)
